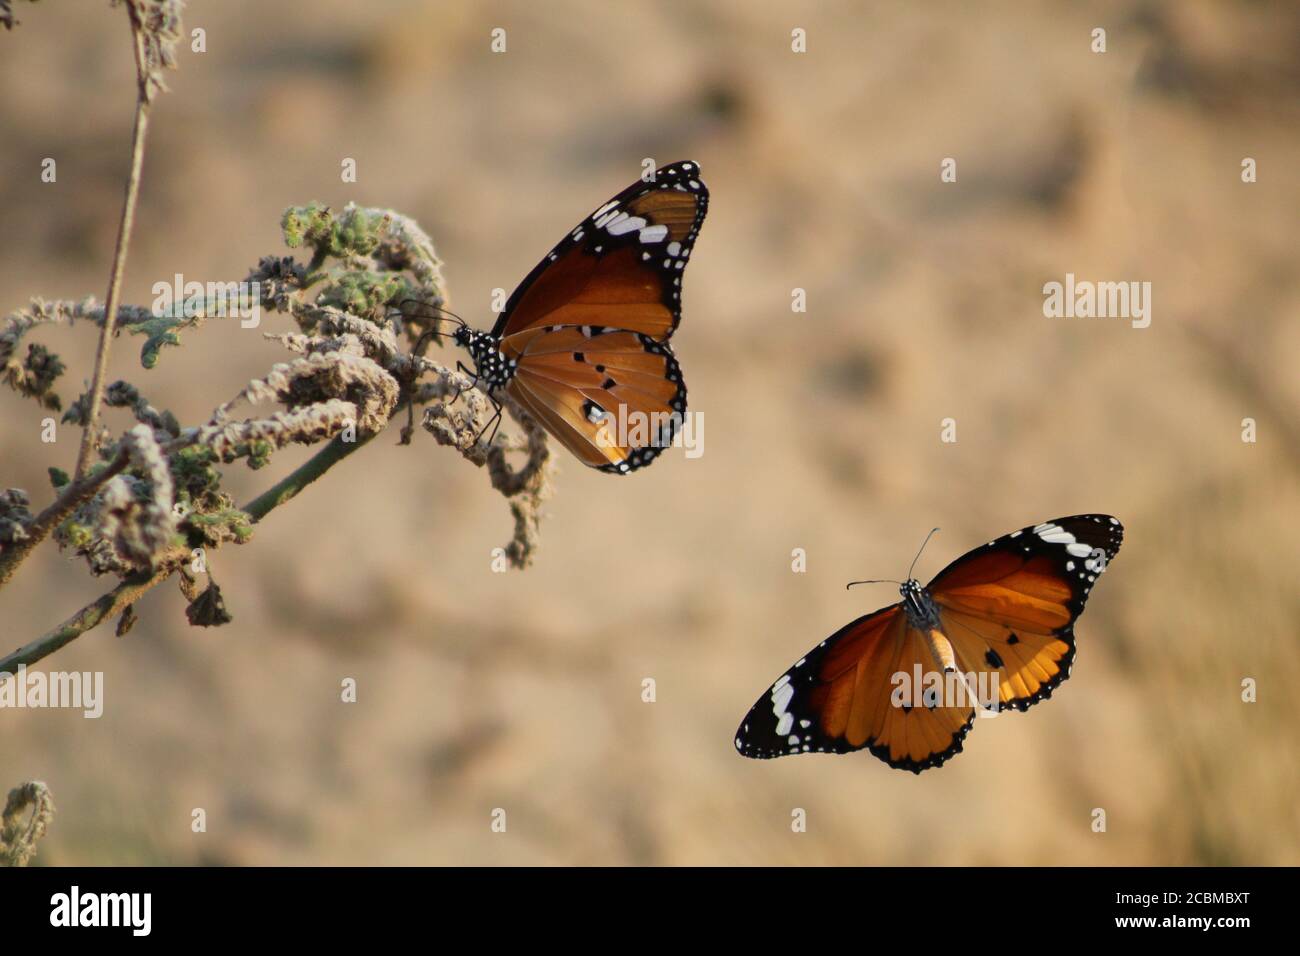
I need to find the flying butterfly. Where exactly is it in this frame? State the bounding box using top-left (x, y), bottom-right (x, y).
top-left (735, 515), bottom-right (1124, 773)
top-left (419, 161), bottom-right (707, 474)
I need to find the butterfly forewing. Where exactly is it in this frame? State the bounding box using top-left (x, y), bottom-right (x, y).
top-left (492, 161), bottom-right (707, 342)
top-left (927, 514), bottom-right (1123, 711)
top-left (734, 606), bottom-right (976, 772)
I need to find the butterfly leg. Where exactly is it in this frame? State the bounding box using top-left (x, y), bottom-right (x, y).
top-left (471, 396), bottom-right (504, 448)
top-left (450, 360), bottom-right (479, 403)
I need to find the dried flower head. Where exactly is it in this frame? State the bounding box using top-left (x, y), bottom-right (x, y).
top-left (1, 781), bottom-right (55, 868)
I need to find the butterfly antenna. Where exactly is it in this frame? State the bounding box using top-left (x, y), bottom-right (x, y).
top-left (394, 299), bottom-right (468, 329)
top-left (845, 578), bottom-right (902, 591)
top-left (393, 300), bottom-right (470, 354)
top-left (907, 527), bottom-right (941, 581)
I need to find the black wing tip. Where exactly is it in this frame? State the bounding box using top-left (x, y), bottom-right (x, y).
top-left (1050, 513), bottom-right (1125, 557)
top-left (642, 161), bottom-right (709, 203)
top-left (735, 740), bottom-right (851, 760)
top-left (656, 158), bottom-right (705, 178)
top-left (732, 694), bottom-right (838, 760)
top-left (1060, 512), bottom-right (1123, 531)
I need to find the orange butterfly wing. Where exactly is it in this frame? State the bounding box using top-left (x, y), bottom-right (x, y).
top-left (928, 514), bottom-right (1123, 711)
top-left (735, 515), bottom-right (1123, 772)
top-left (734, 605), bottom-right (976, 773)
top-left (492, 162), bottom-right (706, 342)
top-left (490, 162), bottom-right (705, 474)
top-left (502, 329), bottom-right (685, 474)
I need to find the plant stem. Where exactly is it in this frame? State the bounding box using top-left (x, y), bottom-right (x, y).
top-left (242, 431), bottom-right (376, 522)
top-left (0, 566), bottom-right (170, 677)
top-left (0, 450), bottom-right (130, 590)
top-left (72, 13), bottom-right (153, 479)
top-left (0, 428), bottom-right (380, 674)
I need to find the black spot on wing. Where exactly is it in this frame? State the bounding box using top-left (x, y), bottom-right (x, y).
top-left (593, 336), bottom-right (687, 476)
top-left (996, 624), bottom-right (1079, 714)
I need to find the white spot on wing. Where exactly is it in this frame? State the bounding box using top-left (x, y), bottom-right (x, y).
top-left (605, 214), bottom-right (647, 236)
top-left (771, 678), bottom-right (795, 738)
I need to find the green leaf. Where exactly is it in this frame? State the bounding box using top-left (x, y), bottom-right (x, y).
top-left (131, 313), bottom-right (201, 369)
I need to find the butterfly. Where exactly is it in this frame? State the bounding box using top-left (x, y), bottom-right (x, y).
top-left (425, 161), bottom-right (708, 474)
top-left (734, 515), bottom-right (1124, 773)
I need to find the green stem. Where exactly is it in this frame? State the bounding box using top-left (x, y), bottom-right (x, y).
top-left (1, 428), bottom-right (381, 676)
top-left (242, 431), bottom-right (376, 522)
top-left (0, 451), bottom-right (129, 590)
top-left (0, 567), bottom-right (169, 677)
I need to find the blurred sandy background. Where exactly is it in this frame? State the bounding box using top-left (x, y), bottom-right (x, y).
top-left (1, 0), bottom-right (1297, 865)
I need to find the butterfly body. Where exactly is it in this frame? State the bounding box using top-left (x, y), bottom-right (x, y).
top-left (900, 578), bottom-right (941, 632)
top-left (454, 326), bottom-right (517, 390)
top-left (735, 515), bottom-right (1124, 773)
top-left (444, 161), bottom-right (708, 475)
top-left (900, 579), bottom-right (959, 672)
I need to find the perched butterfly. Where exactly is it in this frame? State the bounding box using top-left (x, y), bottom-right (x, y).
top-left (425, 161), bottom-right (708, 474)
top-left (735, 515), bottom-right (1124, 773)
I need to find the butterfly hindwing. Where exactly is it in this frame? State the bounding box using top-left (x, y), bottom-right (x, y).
top-left (927, 514), bottom-right (1123, 711)
top-left (941, 608), bottom-right (1073, 712)
top-left (503, 329), bottom-right (685, 474)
